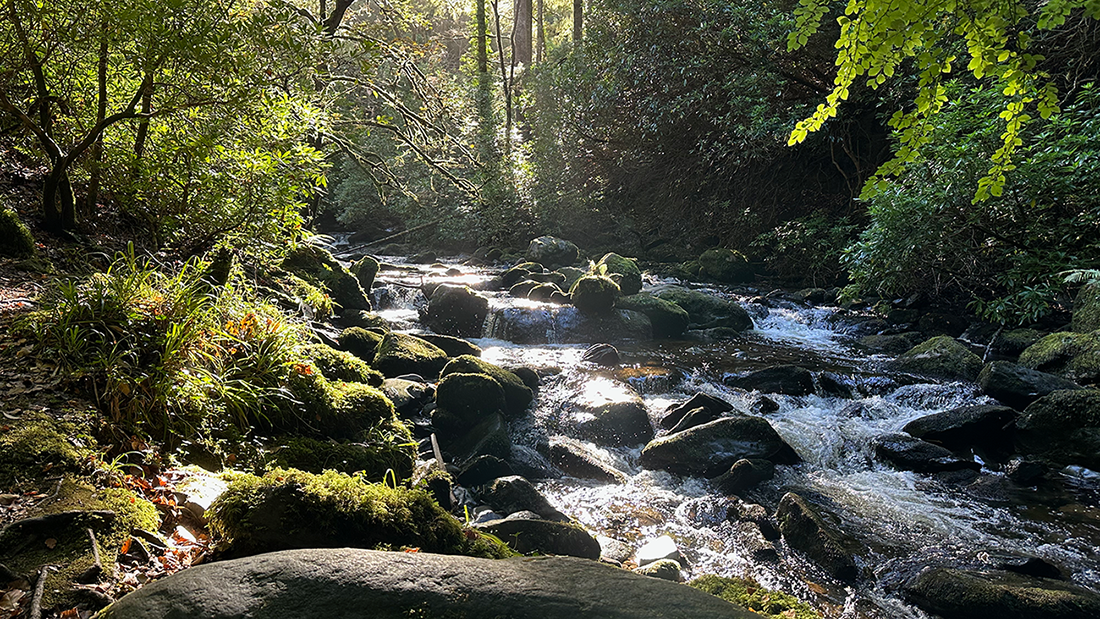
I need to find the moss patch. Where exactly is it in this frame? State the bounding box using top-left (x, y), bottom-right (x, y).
top-left (352, 256), bottom-right (380, 292)
top-left (690, 575), bottom-right (823, 619)
top-left (282, 364), bottom-right (401, 439)
top-left (270, 434), bottom-right (414, 482)
top-left (0, 207), bottom-right (35, 258)
top-left (893, 335), bottom-right (984, 382)
top-left (299, 343), bottom-right (383, 386)
top-left (281, 245), bottom-right (370, 311)
top-left (1073, 282), bottom-right (1100, 334)
top-left (698, 248), bottom-right (753, 283)
top-left (440, 355), bottom-right (533, 418)
top-left (338, 326), bottom-right (386, 362)
top-left (616, 294), bottom-right (689, 338)
top-left (593, 253), bottom-right (642, 296)
top-left (0, 412), bottom-right (96, 489)
top-left (372, 332), bottom-right (449, 379)
top-left (1018, 330), bottom-right (1100, 385)
top-left (569, 275), bottom-right (621, 314)
top-left (207, 468), bottom-right (513, 559)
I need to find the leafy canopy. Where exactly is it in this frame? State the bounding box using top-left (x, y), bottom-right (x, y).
top-left (787, 0), bottom-right (1100, 202)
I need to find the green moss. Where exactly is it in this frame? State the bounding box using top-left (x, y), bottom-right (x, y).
top-left (270, 433), bottom-right (414, 482)
top-left (0, 477), bottom-right (158, 609)
top-left (0, 207), bottom-right (35, 258)
top-left (299, 343), bottom-right (383, 386)
top-left (339, 326), bottom-right (386, 362)
top-left (440, 355), bottom-right (533, 418)
top-left (282, 364), bottom-right (400, 439)
top-left (894, 335), bottom-right (984, 381)
top-left (435, 373), bottom-right (506, 429)
top-left (654, 287), bottom-right (753, 331)
top-left (690, 574), bottom-right (823, 619)
top-left (281, 245), bottom-right (370, 311)
top-left (280, 273), bottom-right (334, 319)
top-left (1073, 282), bottom-right (1100, 334)
top-left (0, 412), bottom-right (96, 489)
top-left (556, 267), bottom-right (586, 291)
top-left (569, 275), bottom-right (621, 314)
top-left (1019, 330), bottom-right (1100, 385)
top-left (352, 255), bottom-right (380, 292)
top-left (373, 332), bottom-right (449, 379)
top-left (207, 468), bottom-right (512, 559)
top-left (593, 253), bottom-right (643, 296)
top-left (616, 294), bottom-right (689, 338)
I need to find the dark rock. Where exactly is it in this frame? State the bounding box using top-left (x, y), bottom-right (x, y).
top-left (340, 310), bottom-right (389, 331)
top-left (594, 253), bottom-right (643, 296)
top-left (659, 393), bottom-right (734, 430)
top-left (437, 411), bottom-right (511, 465)
top-left (526, 272), bottom-right (568, 286)
top-left (918, 312), bottom-right (970, 337)
top-left (892, 336), bottom-right (984, 382)
top-left (616, 294), bottom-right (689, 339)
top-left (582, 343), bottom-right (621, 366)
top-left (902, 404), bottom-right (1018, 452)
top-left (749, 396), bottom-right (780, 415)
top-left (528, 283), bottom-right (563, 302)
top-left (733, 521), bottom-right (779, 563)
top-left (416, 334), bottom-right (482, 358)
top-left (859, 332), bottom-right (924, 354)
top-left (1016, 389), bottom-right (1100, 469)
top-left (509, 366), bottom-right (540, 390)
top-left (527, 236), bottom-right (580, 269)
top-left (979, 361), bottom-right (1082, 410)
top-left (698, 248), bottom-right (753, 283)
top-left (351, 256), bottom-right (380, 292)
top-left (725, 365), bottom-right (814, 396)
top-left (816, 372), bottom-right (854, 398)
top-left (509, 280), bottom-right (541, 298)
top-left (653, 286), bottom-right (753, 332)
top-left (486, 305), bottom-right (652, 344)
top-left (337, 326), bottom-right (384, 362)
top-left (1004, 458), bottom-right (1047, 485)
top-left (796, 288), bottom-right (826, 304)
top-left (872, 433), bottom-right (981, 474)
top-left (434, 373), bottom-right (506, 430)
top-left (479, 476), bottom-right (569, 522)
top-left (502, 265), bottom-right (539, 288)
top-left (711, 459), bottom-right (775, 496)
top-left (372, 332), bottom-right (449, 379)
top-left (570, 275), bottom-right (621, 314)
top-left (993, 329), bottom-right (1044, 358)
top-left (380, 378), bottom-right (434, 417)
top-left (903, 567), bottom-right (1100, 619)
top-left (420, 284), bottom-right (490, 338)
top-left (728, 501), bottom-right (780, 540)
top-left (775, 492), bottom-right (859, 583)
top-left (1018, 331), bottom-right (1100, 386)
top-left (988, 554), bottom-right (1065, 580)
top-left (639, 415), bottom-right (799, 476)
top-left (478, 518), bottom-right (600, 559)
top-left (549, 437), bottom-right (625, 484)
top-left (441, 355), bottom-right (533, 419)
top-left (667, 407), bottom-right (720, 435)
top-left (562, 376), bottom-right (654, 447)
top-left (456, 455), bottom-right (515, 487)
top-left (1072, 281), bottom-right (1100, 333)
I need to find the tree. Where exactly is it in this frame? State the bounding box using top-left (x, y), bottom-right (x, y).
top-left (787, 0), bottom-right (1100, 202)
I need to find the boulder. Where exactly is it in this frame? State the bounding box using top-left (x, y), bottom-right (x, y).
top-left (341, 310), bottom-right (389, 330)
top-left (775, 493), bottom-right (859, 583)
top-left (433, 373), bottom-right (506, 430)
top-left (616, 294), bottom-right (690, 338)
top-left (298, 343), bottom-right (383, 386)
top-left (570, 275), bottom-right (621, 314)
top-left (556, 266), bottom-right (587, 291)
top-left (659, 393), bottom-right (734, 429)
top-left (635, 534), bottom-right (682, 566)
top-left (549, 437), bottom-right (626, 483)
top-left (351, 255), bottom-right (380, 292)
top-left (667, 407), bottom-right (721, 435)
top-left (653, 286), bottom-right (753, 332)
top-left (486, 305), bottom-right (652, 344)
top-left (282, 244), bottom-right (370, 311)
top-left (732, 521), bottom-right (780, 563)
top-left (1016, 389), bottom-right (1100, 469)
top-left (633, 559), bottom-right (682, 581)
top-left (526, 236), bottom-right (580, 269)
top-left (441, 355), bottom-right (533, 418)
top-left (594, 253), bottom-right (643, 296)
top-left (457, 455), bottom-right (515, 487)
top-left (479, 476), bottom-right (569, 522)
top-left (872, 433), bottom-right (981, 474)
top-left (529, 282), bottom-right (564, 302)
top-left (99, 548), bottom-right (765, 619)
top-left (420, 284), bottom-right (489, 338)
top-left (892, 336), bottom-right (984, 382)
top-left (503, 262), bottom-right (544, 288)
top-left (1018, 330), bottom-right (1100, 386)
top-left (858, 332), bottom-right (923, 354)
top-left (698, 248), bottom-right (753, 283)
top-left (904, 567), bottom-right (1100, 619)
top-left (437, 411), bottom-right (511, 465)
top-left (372, 332), bottom-right (449, 379)
top-left (902, 404), bottom-right (1018, 452)
top-left (581, 343), bottom-right (621, 366)
top-left (992, 328), bottom-right (1044, 358)
top-left (724, 365), bottom-right (814, 396)
top-left (562, 376), bottom-right (654, 447)
top-left (337, 326), bottom-right (385, 361)
top-left (978, 361), bottom-right (1082, 410)
top-left (639, 416), bottom-right (799, 476)
top-left (1072, 281), bottom-right (1100, 333)
top-left (509, 280), bottom-right (541, 298)
top-left (710, 459), bottom-right (775, 496)
top-left (380, 378), bottom-right (434, 417)
top-left (478, 518), bottom-right (601, 559)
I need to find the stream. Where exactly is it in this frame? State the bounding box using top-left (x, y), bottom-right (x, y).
top-left (363, 253), bottom-right (1100, 619)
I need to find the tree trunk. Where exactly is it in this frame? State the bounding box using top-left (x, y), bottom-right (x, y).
top-left (85, 26), bottom-right (109, 217)
top-left (573, 0), bottom-right (582, 45)
top-left (43, 164), bottom-right (76, 232)
top-left (536, 0), bottom-right (545, 64)
top-left (477, 0), bottom-right (488, 73)
top-left (514, 0), bottom-right (532, 66)
top-left (491, 0), bottom-right (511, 153)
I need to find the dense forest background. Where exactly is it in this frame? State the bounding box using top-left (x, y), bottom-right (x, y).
top-left (2, 0), bottom-right (1099, 325)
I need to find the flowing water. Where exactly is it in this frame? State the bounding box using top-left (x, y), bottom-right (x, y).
top-left (366, 255), bottom-right (1100, 618)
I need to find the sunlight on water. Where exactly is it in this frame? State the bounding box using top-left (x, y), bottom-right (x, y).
top-left (752, 306), bottom-right (850, 352)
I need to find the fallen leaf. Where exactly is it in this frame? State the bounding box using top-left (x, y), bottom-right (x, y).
top-left (60, 608), bottom-right (81, 618)
top-left (0, 589), bottom-right (26, 611)
top-left (45, 538), bottom-right (57, 549)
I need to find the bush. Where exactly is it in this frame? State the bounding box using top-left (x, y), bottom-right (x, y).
top-left (752, 212), bottom-right (857, 286)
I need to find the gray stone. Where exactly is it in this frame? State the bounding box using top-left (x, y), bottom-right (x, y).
top-left (904, 567), bottom-right (1100, 619)
top-left (635, 535), bottom-right (681, 566)
top-left (478, 517), bottom-right (601, 559)
top-left (902, 404), bottom-right (1018, 452)
top-left (1016, 389), bottom-right (1100, 470)
top-left (659, 393), bottom-right (734, 429)
top-left (979, 361), bottom-right (1083, 410)
top-left (420, 284), bottom-right (490, 338)
top-left (653, 286), bottom-right (753, 332)
top-left (640, 416), bottom-right (800, 476)
top-left (711, 459), bottom-right (775, 496)
top-left (527, 236), bottom-right (580, 269)
top-left (775, 492), bottom-right (859, 583)
top-left (562, 376), bottom-right (654, 447)
top-left (99, 548), bottom-right (765, 619)
top-left (549, 437), bottom-right (626, 484)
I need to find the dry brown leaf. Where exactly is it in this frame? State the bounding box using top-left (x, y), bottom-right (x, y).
top-left (45, 537), bottom-right (57, 549)
top-left (0, 589), bottom-right (25, 611)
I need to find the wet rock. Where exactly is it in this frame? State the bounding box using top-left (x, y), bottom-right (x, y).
top-left (983, 553), bottom-right (1065, 580)
top-left (457, 455), bottom-right (515, 488)
top-left (420, 284), bottom-right (490, 338)
top-left (438, 411), bottom-right (511, 465)
top-left (993, 328), bottom-right (1044, 359)
top-left (698, 248), bottom-right (753, 283)
top-left (727, 501), bottom-right (780, 540)
top-left (441, 355), bottom-right (533, 419)
top-left (1018, 331), bottom-right (1100, 386)
top-left (635, 535), bottom-right (682, 566)
top-left (667, 407), bottom-right (720, 435)
top-left (381, 378), bottom-right (434, 417)
top-left (858, 332), bottom-right (924, 354)
top-left (549, 437), bottom-right (626, 484)
top-left (526, 236), bottom-right (580, 269)
top-left (653, 286), bottom-right (753, 332)
top-left (659, 393), bottom-right (734, 429)
top-left (795, 288), bottom-right (826, 304)
top-left (351, 256), bottom-right (380, 292)
top-left (816, 372), bottom-right (854, 398)
top-left (710, 459), bottom-right (775, 496)
top-left (562, 376), bottom-right (654, 447)
top-left (509, 366), bottom-right (540, 390)
top-left (1072, 281), bottom-right (1100, 333)
top-left (902, 404), bottom-right (1018, 452)
top-left (479, 476), bottom-right (569, 522)
top-left (570, 275), bottom-right (621, 314)
top-left (872, 433), bottom-right (981, 474)
top-left (978, 361), bottom-right (1082, 410)
top-left (597, 535), bottom-right (633, 564)
top-left (775, 492), bottom-right (859, 583)
top-left (478, 518), bottom-right (600, 559)
top-left (485, 305), bottom-right (652, 344)
top-left (633, 559), bottom-right (682, 581)
top-left (372, 332), bottom-right (449, 379)
top-left (724, 365), bottom-right (814, 396)
top-left (509, 280), bottom-right (541, 298)
top-left (733, 521), bottom-right (779, 563)
top-left (341, 310), bottom-right (389, 331)
top-left (528, 283), bottom-right (564, 302)
top-left (556, 267), bottom-right (586, 291)
top-left (337, 326), bottom-right (385, 362)
top-left (416, 334), bottom-right (482, 358)
top-left (616, 294), bottom-right (690, 338)
top-left (639, 415), bottom-right (799, 476)
top-left (1016, 389), bottom-right (1100, 469)
top-left (581, 343), bottom-right (621, 366)
top-left (1004, 458), bottom-right (1047, 485)
top-left (502, 263), bottom-right (543, 288)
top-left (749, 396), bottom-right (780, 415)
top-left (891, 336), bottom-right (984, 382)
top-left (433, 373), bottom-right (506, 431)
top-left (903, 567), bottom-right (1100, 619)
top-left (594, 253), bottom-right (643, 296)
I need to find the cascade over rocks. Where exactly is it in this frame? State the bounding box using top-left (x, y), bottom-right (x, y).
top-left (526, 236), bottom-right (580, 269)
top-left (724, 365), bottom-right (815, 396)
top-left (1016, 389), bottom-right (1100, 470)
top-left (98, 548), bottom-right (766, 619)
top-left (903, 567), bottom-right (1100, 619)
top-left (560, 375), bottom-right (655, 447)
top-left (419, 283), bottom-right (489, 338)
top-left (486, 305), bottom-right (652, 344)
top-left (639, 415), bottom-right (799, 476)
top-left (872, 433), bottom-right (981, 475)
top-left (978, 361), bottom-right (1082, 409)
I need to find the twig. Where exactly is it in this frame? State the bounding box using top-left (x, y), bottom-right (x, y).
top-left (430, 433), bottom-right (446, 472)
top-left (76, 528), bottom-right (103, 584)
top-left (34, 477), bottom-right (63, 509)
top-left (30, 565), bottom-right (49, 619)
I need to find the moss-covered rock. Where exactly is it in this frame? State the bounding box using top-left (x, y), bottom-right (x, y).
top-left (352, 255), bottom-right (380, 292)
top-left (279, 273), bottom-right (335, 319)
top-left (283, 364), bottom-right (401, 439)
top-left (903, 567), bottom-right (1100, 619)
top-left (1016, 389), bottom-right (1100, 469)
top-left (594, 253), bottom-right (642, 296)
top-left (371, 332), bottom-right (449, 379)
top-left (654, 286), bottom-right (753, 332)
top-left (526, 236), bottom-right (579, 269)
top-left (268, 435), bottom-right (413, 482)
top-left (569, 275), bottom-right (621, 314)
top-left (440, 355), bottom-right (533, 418)
top-left (299, 343), bottom-right (383, 386)
top-left (338, 326), bottom-right (385, 362)
top-left (207, 468), bottom-right (512, 559)
top-left (698, 248), bottom-right (753, 283)
top-left (0, 412), bottom-right (95, 489)
top-left (417, 333), bottom-right (482, 358)
top-left (478, 518), bottom-right (601, 559)
top-left (281, 244), bottom-right (370, 311)
top-left (615, 294), bottom-right (689, 338)
top-left (0, 207), bottom-right (35, 258)
top-left (1018, 330), bottom-right (1100, 385)
top-left (342, 310), bottom-right (389, 331)
top-left (691, 574), bottom-right (823, 619)
top-left (775, 492), bottom-right (860, 583)
top-left (1073, 282), bottom-right (1100, 334)
top-left (420, 284), bottom-right (490, 338)
top-left (502, 262), bottom-right (546, 288)
top-left (556, 267), bottom-right (586, 291)
top-left (892, 336), bottom-right (984, 382)
top-left (434, 373), bottom-right (506, 430)
top-left (639, 416), bottom-right (799, 476)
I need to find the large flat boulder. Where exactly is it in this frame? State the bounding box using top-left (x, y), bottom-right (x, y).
top-left (99, 548), bottom-right (765, 619)
top-left (978, 361), bottom-right (1081, 410)
top-left (904, 567), bottom-right (1100, 619)
top-left (639, 415), bottom-right (798, 476)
